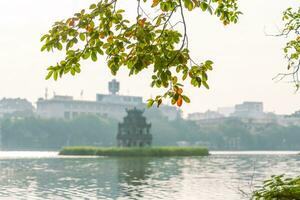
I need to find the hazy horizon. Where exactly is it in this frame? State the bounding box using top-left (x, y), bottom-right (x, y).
top-left (0, 0), bottom-right (300, 115)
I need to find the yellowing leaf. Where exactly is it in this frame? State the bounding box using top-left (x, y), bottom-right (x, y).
top-left (177, 96), bottom-right (183, 107)
top-left (152, 0), bottom-right (160, 7)
top-left (68, 19), bottom-right (75, 27)
top-left (99, 32), bottom-right (105, 39)
top-left (138, 18), bottom-right (146, 27)
top-left (177, 88), bottom-right (183, 95)
top-left (107, 35), bottom-right (114, 43)
top-left (86, 25), bottom-right (93, 32)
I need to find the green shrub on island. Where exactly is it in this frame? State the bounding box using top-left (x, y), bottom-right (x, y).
top-left (60, 146), bottom-right (99, 155)
top-left (59, 146), bottom-right (209, 157)
top-left (252, 175), bottom-right (300, 200)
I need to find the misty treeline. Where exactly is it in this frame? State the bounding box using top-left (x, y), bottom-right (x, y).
top-left (1, 111), bottom-right (300, 150)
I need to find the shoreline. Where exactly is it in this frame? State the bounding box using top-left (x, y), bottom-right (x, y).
top-left (59, 146), bottom-right (209, 157)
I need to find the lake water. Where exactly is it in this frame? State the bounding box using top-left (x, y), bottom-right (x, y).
top-left (0, 151), bottom-right (299, 200)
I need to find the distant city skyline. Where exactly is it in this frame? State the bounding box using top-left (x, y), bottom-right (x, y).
top-left (2, 90), bottom-right (300, 117)
top-left (0, 0), bottom-right (300, 115)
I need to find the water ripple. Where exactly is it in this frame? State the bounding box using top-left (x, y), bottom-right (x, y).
top-left (0, 151), bottom-right (299, 200)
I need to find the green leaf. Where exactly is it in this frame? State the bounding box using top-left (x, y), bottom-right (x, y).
top-left (41, 45), bottom-right (47, 52)
top-left (57, 43), bottom-right (63, 50)
top-left (172, 76), bottom-right (178, 84)
top-left (89, 4), bottom-right (96, 9)
top-left (156, 15), bottom-right (162, 26)
top-left (117, 9), bottom-right (125, 13)
top-left (182, 95), bottom-right (190, 103)
top-left (71, 68), bottom-right (75, 75)
top-left (200, 2), bottom-right (208, 11)
top-left (147, 99), bottom-right (154, 108)
top-left (82, 51), bottom-right (91, 59)
top-left (184, 0), bottom-right (194, 11)
top-left (97, 48), bottom-right (104, 55)
top-left (45, 71), bottom-right (53, 80)
top-left (74, 66), bottom-right (81, 73)
top-left (205, 60), bottom-right (213, 65)
top-left (40, 34), bottom-right (48, 42)
top-left (59, 69), bottom-right (64, 77)
top-left (53, 71), bottom-right (58, 81)
top-left (79, 33), bottom-right (86, 41)
top-left (91, 52), bottom-right (97, 62)
top-left (171, 98), bottom-right (176, 105)
top-left (202, 81), bottom-right (209, 89)
top-left (182, 72), bottom-right (188, 81)
top-left (207, 6), bottom-right (213, 15)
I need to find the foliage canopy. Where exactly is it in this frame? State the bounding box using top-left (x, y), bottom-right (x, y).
top-left (41, 1), bottom-right (300, 105)
top-left (41, 0), bottom-right (241, 107)
top-left (275, 7), bottom-right (300, 89)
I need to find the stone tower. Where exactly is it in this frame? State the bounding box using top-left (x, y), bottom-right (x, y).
top-left (117, 108), bottom-right (152, 147)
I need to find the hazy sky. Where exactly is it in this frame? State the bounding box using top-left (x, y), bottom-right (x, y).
top-left (0, 0), bottom-right (300, 115)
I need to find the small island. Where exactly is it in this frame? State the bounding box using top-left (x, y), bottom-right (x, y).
top-left (59, 108), bottom-right (208, 157)
top-left (59, 146), bottom-right (209, 157)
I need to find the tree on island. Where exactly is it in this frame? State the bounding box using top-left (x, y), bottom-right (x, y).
top-left (41, 0), bottom-right (299, 105)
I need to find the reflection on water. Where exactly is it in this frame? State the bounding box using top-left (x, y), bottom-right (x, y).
top-left (0, 152), bottom-right (299, 200)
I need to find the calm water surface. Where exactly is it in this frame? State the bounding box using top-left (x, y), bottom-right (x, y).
top-left (0, 151), bottom-right (299, 200)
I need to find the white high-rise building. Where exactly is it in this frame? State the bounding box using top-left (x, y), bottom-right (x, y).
top-left (37, 79), bottom-right (180, 121)
top-left (231, 101), bottom-right (264, 118)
